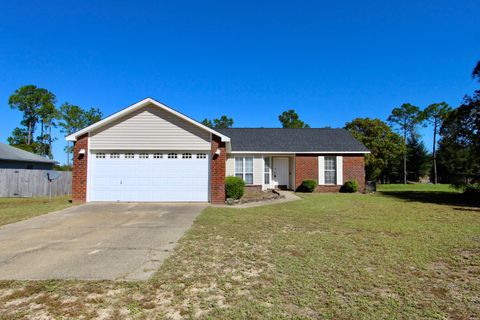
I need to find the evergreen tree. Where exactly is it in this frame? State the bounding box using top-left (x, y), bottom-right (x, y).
top-left (406, 135), bottom-right (430, 182)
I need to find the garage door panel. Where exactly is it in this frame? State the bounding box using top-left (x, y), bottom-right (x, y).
top-left (89, 152), bottom-right (209, 202)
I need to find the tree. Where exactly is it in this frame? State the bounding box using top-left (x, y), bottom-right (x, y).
top-left (58, 103), bottom-right (103, 166)
top-left (437, 60), bottom-right (480, 189)
top-left (278, 109), bottom-right (310, 128)
top-left (387, 103), bottom-right (422, 184)
top-left (201, 115), bottom-right (234, 128)
top-left (37, 99), bottom-right (58, 157)
top-left (7, 127), bottom-right (40, 153)
top-left (422, 102), bottom-right (451, 184)
top-left (345, 118), bottom-right (404, 182)
top-left (473, 60), bottom-right (480, 80)
top-left (439, 93), bottom-right (479, 187)
top-left (8, 85), bottom-right (56, 146)
top-left (406, 134), bottom-right (430, 182)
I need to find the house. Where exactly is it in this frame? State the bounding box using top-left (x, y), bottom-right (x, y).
top-left (0, 142), bottom-right (57, 170)
top-left (66, 98), bottom-right (369, 203)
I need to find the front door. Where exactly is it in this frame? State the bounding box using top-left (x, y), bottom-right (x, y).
top-left (273, 158), bottom-right (289, 189)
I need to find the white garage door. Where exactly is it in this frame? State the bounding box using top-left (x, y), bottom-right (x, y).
top-left (89, 151), bottom-right (209, 202)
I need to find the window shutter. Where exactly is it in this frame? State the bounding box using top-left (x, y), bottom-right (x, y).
top-left (336, 156), bottom-right (343, 185)
top-left (318, 156), bottom-right (325, 185)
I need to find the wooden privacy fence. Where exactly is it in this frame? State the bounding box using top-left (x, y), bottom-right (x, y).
top-left (0, 169), bottom-right (72, 197)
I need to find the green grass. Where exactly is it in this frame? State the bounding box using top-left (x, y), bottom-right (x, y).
top-left (377, 183), bottom-right (457, 192)
top-left (0, 190), bottom-right (478, 319)
top-left (0, 196), bottom-right (73, 227)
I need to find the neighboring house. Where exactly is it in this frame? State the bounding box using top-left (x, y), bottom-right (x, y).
top-left (0, 142), bottom-right (57, 170)
top-left (66, 98), bottom-right (369, 203)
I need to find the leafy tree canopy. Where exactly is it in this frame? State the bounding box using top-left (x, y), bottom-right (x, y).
top-left (345, 118), bottom-right (404, 181)
top-left (58, 103), bottom-right (103, 165)
top-left (278, 109), bottom-right (310, 128)
top-left (201, 115), bottom-right (234, 128)
top-left (387, 103), bottom-right (422, 137)
top-left (8, 85), bottom-right (56, 146)
top-left (438, 60), bottom-right (480, 187)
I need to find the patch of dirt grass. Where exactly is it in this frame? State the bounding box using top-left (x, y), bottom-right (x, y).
top-left (0, 191), bottom-right (479, 318)
top-left (0, 196), bottom-right (73, 227)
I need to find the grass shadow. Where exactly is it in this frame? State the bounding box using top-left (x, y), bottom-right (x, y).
top-left (380, 191), bottom-right (480, 209)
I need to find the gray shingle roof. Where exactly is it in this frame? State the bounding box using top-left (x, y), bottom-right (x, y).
top-left (0, 142), bottom-right (57, 164)
top-left (216, 128), bottom-right (369, 153)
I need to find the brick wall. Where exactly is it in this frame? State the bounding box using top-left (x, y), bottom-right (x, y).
top-left (295, 154), bottom-right (365, 192)
top-left (72, 134), bottom-right (88, 202)
top-left (245, 185), bottom-right (262, 194)
top-left (343, 155), bottom-right (365, 192)
top-left (211, 135), bottom-right (226, 204)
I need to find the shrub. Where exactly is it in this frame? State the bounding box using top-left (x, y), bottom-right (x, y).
top-left (340, 180), bottom-right (359, 193)
top-left (298, 180), bottom-right (317, 193)
top-left (225, 176), bottom-right (245, 199)
top-left (464, 182), bottom-right (480, 194)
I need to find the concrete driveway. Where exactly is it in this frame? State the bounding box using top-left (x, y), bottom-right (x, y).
top-left (0, 202), bottom-right (207, 281)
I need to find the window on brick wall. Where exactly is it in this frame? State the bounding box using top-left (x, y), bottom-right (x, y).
top-left (324, 156), bottom-right (336, 185)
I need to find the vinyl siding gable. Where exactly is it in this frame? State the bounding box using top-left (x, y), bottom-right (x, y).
top-left (89, 104), bottom-right (210, 150)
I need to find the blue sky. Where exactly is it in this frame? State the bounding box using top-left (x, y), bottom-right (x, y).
top-left (0, 0), bottom-right (478, 164)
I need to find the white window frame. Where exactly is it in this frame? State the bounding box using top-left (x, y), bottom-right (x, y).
top-left (235, 157), bottom-right (254, 185)
top-left (263, 156), bottom-right (271, 186)
top-left (324, 156), bottom-right (336, 185)
top-left (318, 156), bottom-right (343, 186)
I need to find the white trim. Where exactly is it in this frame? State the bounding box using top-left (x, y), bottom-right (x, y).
top-left (318, 156), bottom-right (325, 185)
top-left (293, 155), bottom-right (296, 191)
top-left (65, 98), bottom-right (230, 143)
top-left (272, 157), bottom-right (290, 189)
top-left (230, 151), bottom-right (370, 154)
top-left (262, 155), bottom-right (272, 190)
top-left (86, 132), bottom-right (91, 202)
top-left (336, 156), bottom-right (343, 185)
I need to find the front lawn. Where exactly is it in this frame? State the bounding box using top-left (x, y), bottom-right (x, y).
top-left (377, 183), bottom-right (457, 192)
top-left (0, 196), bottom-right (73, 227)
top-left (0, 190), bottom-right (478, 319)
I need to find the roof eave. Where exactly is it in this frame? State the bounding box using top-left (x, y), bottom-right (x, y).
top-left (229, 151), bottom-right (371, 154)
top-left (0, 157), bottom-right (58, 164)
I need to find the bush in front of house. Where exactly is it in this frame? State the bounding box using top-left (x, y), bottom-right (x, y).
top-left (225, 176), bottom-right (245, 199)
top-left (298, 180), bottom-right (317, 192)
top-left (340, 180), bottom-right (359, 193)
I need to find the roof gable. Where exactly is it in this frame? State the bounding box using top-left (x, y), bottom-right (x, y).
top-left (65, 98), bottom-right (230, 142)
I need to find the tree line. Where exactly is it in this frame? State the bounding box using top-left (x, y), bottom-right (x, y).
top-left (203, 60), bottom-right (479, 190)
top-left (7, 85), bottom-right (103, 167)
top-left (347, 60), bottom-right (479, 191)
top-left (7, 60), bottom-right (478, 189)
